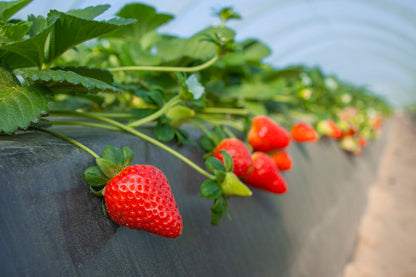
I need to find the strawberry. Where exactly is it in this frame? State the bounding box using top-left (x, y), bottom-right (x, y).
top-left (357, 137), bottom-right (367, 148)
top-left (316, 120), bottom-right (342, 139)
top-left (248, 115), bottom-right (291, 152)
top-left (291, 122), bottom-right (319, 142)
top-left (269, 149), bottom-right (292, 171)
top-left (243, 152), bottom-right (287, 194)
top-left (104, 165), bottom-right (182, 238)
top-left (212, 138), bottom-right (254, 179)
top-left (84, 146), bottom-right (182, 238)
top-left (327, 120), bottom-right (343, 139)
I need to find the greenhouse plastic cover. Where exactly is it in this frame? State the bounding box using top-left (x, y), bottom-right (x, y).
top-left (14, 0), bottom-right (416, 107)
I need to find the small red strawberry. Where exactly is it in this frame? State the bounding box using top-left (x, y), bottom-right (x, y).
top-left (269, 149), bottom-right (292, 171)
top-left (291, 122), bottom-right (319, 142)
top-left (357, 137), bottom-right (367, 148)
top-left (212, 138), bottom-right (254, 179)
top-left (84, 146), bottom-right (182, 238)
top-left (248, 115), bottom-right (291, 152)
top-left (327, 120), bottom-right (343, 139)
top-left (341, 125), bottom-right (358, 138)
top-left (243, 152), bottom-right (287, 194)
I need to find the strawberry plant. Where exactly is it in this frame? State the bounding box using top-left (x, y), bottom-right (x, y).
top-left (1, 1), bottom-right (393, 237)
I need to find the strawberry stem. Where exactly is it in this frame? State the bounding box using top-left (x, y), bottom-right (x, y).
top-left (33, 127), bottom-right (100, 159)
top-left (49, 111), bottom-right (216, 180)
top-left (109, 55), bottom-right (219, 73)
top-left (128, 95), bottom-right (181, 128)
top-left (199, 107), bottom-right (249, 115)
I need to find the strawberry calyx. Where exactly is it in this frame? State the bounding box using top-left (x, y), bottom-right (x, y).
top-left (84, 145), bottom-right (134, 196)
top-left (200, 149), bottom-right (252, 225)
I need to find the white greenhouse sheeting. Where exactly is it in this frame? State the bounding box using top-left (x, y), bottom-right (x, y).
top-left (12, 0), bottom-right (416, 107)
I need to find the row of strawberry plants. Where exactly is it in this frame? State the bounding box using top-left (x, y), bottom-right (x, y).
top-left (0, 1), bottom-right (391, 238)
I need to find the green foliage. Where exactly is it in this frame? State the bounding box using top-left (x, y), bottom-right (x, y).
top-left (0, 0), bottom-right (31, 22)
top-left (0, 63), bottom-right (52, 133)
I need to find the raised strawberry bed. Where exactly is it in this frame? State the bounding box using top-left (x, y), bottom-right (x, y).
top-left (0, 124), bottom-right (389, 276)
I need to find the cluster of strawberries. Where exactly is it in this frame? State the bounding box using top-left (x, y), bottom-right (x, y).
top-left (212, 116), bottom-right (319, 194)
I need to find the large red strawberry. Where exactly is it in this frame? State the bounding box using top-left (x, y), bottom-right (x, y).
top-left (84, 146), bottom-right (182, 238)
top-left (269, 149), bottom-right (292, 171)
top-left (248, 116), bottom-right (291, 152)
top-left (212, 138), bottom-right (254, 179)
top-left (291, 122), bottom-right (319, 142)
top-left (243, 152), bottom-right (287, 194)
top-left (104, 165), bottom-right (182, 238)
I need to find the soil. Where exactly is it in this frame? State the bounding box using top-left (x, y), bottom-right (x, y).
top-left (343, 113), bottom-right (416, 277)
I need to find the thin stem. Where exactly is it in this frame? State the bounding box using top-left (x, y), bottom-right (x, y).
top-left (51, 121), bottom-right (119, 131)
top-left (109, 55), bottom-right (219, 73)
top-left (128, 95), bottom-right (181, 128)
top-left (194, 114), bottom-right (244, 131)
top-left (49, 111), bottom-right (216, 180)
top-left (199, 107), bottom-right (249, 115)
top-left (189, 119), bottom-right (218, 143)
top-left (34, 127), bottom-right (99, 159)
top-left (88, 113), bottom-right (136, 119)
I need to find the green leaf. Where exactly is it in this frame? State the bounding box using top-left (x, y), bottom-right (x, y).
top-left (67, 5), bottom-right (110, 20)
top-left (154, 122), bottom-right (175, 142)
top-left (117, 40), bottom-right (162, 66)
top-left (215, 171), bottom-right (226, 184)
top-left (131, 108), bottom-right (157, 118)
top-left (109, 3), bottom-right (174, 44)
top-left (185, 74), bottom-right (205, 100)
top-left (51, 66), bottom-right (114, 85)
top-left (205, 156), bottom-right (225, 173)
top-left (17, 68), bottom-right (122, 94)
top-left (0, 20), bottom-right (55, 69)
top-left (199, 135), bottom-right (216, 152)
top-left (27, 14), bottom-right (47, 37)
top-left (200, 179), bottom-right (223, 199)
top-left (44, 10), bottom-right (136, 66)
top-left (84, 166), bottom-right (109, 187)
top-left (0, 0), bottom-right (32, 22)
top-left (148, 90), bottom-right (164, 107)
top-left (0, 21), bottom-right (32, 43)
top-left (220, 150), bottom-right (233, 172)
top-left (122, 146), bottom-right (133, 168)
top-left (102, 146), bottom-right (124, 168)
top-left (0, 63), bottom-right (52, 133)
top-left (242, 39), bottom-right (271, 61)
top-left (96, 157), bottom-right (119, 179)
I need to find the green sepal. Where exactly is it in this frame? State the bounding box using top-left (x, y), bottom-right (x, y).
top-left (215, 170), bottom-right (226, 184)
top-left (205, 156), bottom-right (225, 173)
top-left (200, 179), bottom-right (223, 199)
top-left (154, 122), bottom-right (176, 142)
top-left (84, 165), bottom-right (110, 187)
top-left (220, 172), bottom-right (252, 197)
top-left (90, 185), bottom-right (105, 197)
top-left (96, 157), bottom-right (119, 179)
top-left (210, 196), bottom-right (229, 226)
top-left (199, 135), bottom-right (216, 152)
top-left (122, 146), bottom-right (133, 168)
top-left (220, 150), bottom-right (233, 172)
top-left (102, 146), bottom-right (124, 169)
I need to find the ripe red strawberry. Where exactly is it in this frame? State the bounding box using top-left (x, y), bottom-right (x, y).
top-left (341, 125), bottom-right (358, 138)
top-left (243, 152), bottom-right (287, 194)
top-left (357, 137), bottom-right (367, 148)
top-left (291, 122), bottom-right (319, 142)
top-left (104, 165), bottom-right (183, 238)
top-left (213, 138), bottom-right (254, 179)
top-left (270, 149), bottom-right (292, 171)
top-left (327, 120), bottom-right (343, 139)
top-left (248, 116), bottom-right (291, 152)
